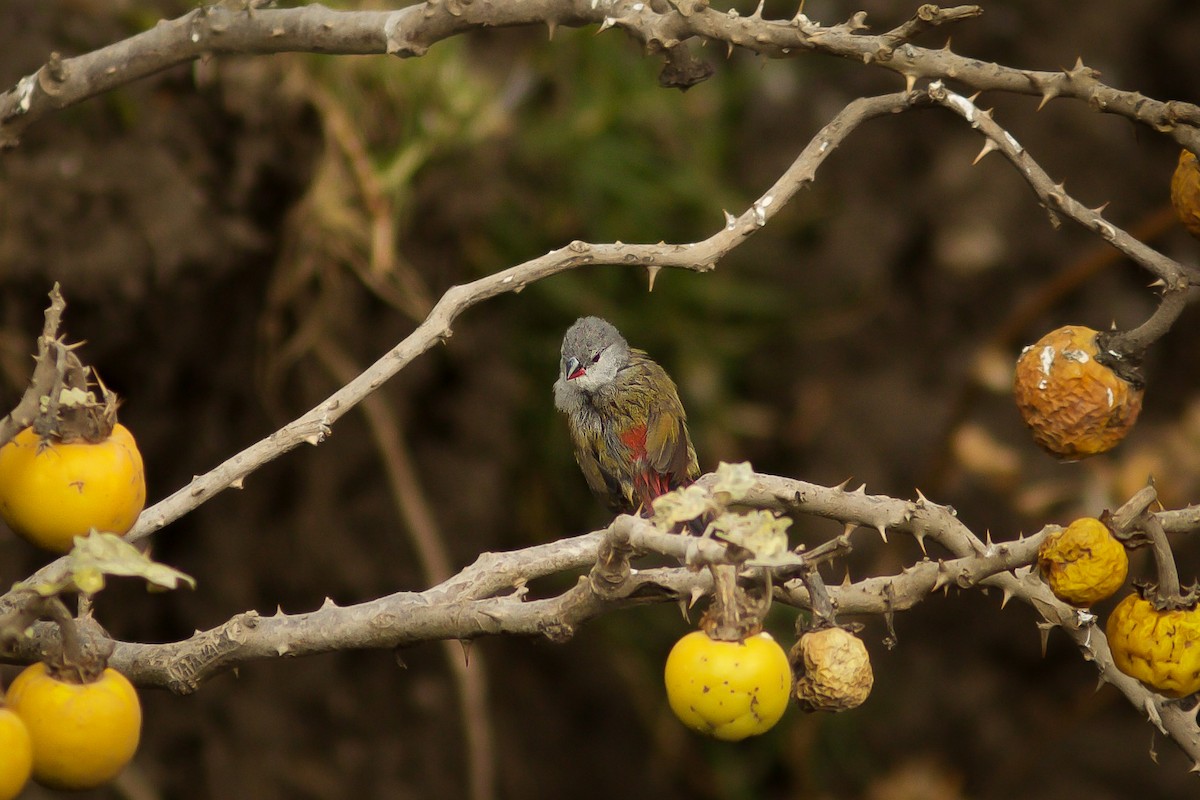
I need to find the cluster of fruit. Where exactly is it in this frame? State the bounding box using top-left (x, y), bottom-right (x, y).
top-left (1038, 517), bottom-right (1200, 698)
top-left (0, 416), bottom-right (148, 797)
top-left (662, 624), bottom-right (874, 740)
top-left (0, 662), bottom-right (142, 798)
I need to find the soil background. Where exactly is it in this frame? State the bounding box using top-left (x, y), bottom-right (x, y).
top-left (3, 1), bottom-right (1200, 798)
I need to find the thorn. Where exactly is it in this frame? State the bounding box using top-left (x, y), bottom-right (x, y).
top-left (973, 139), bottom-right (999, 165)
top-left (876, 525), bottom-right (888, 544)
top-left (547, 19), bottom-right (557, 39)
top-left (933, 561), bottom-right (953, 591)
top-left (597, 16), bottom-right (616, 32)
top-left (913, 530), bottom-right (928, 555)
top-left (904, 73), bottom-right (916, 93)
top-left (1000, 586), bottom-right (1014, 609)
top-left (459, 639), bottom-right (473, 667)
top-left (985, 530), bottom-right (994, 547)
top-left (979, 107), bottom-right (994, 120)
top-left (942, 36), bottom-right (952, 51)
top-left (321, 596), bottom-right (337, 610)
top-left (842, 568), bottom-right (852, 586)
top-left (1036, 621), bottom-right (1056, 656)
top-left (231, 476), bottom-right (245, 490)
top-left (726, 41), bottom-right (735, 59)
top-left (968, 91), bottom-right (982, 103)
top-left (914, 487), bottom-right (928, 504)
top-left (275, 605), bottom-right (285, 617)
top-left (394, 649), bottom-right (408, 669)
top-left (1036, 90), bottom-right (1057, 111)
top-left (1143, 697), bottom-right (1167, 734)
top-left (751, 0), bottom-right (765, 18)
top-left (835, 476), bottom-right (854, 491)
top-left (852, 483), bottom-right (867, 495)
top-left (1090, 201), bottom-right (1110, 215)
top-left (646, 265), bottom-right (662, 292)
top-left (688, 585), bottom-right (705, 609)
top-left (276, 642), bottom-right (291, 656)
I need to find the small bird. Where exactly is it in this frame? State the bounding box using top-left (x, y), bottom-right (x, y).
top-left (554, 316), bottom-right (699, 514)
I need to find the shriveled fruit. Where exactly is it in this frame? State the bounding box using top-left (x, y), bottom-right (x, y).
top-left (1170, 149), bottom-right (1200, 239)
top-left (1013, 326), bottom-right (1143, 459)
top-left (1106, 593), bottom-right (1200, 698)
top-left (0, 423), bottom-right (146, 552)
top-left (1037, 517), bottom-right (1128, 607)
top-left (791, 626), bottom-right (873, 712)
top-left (0, 706), bottom-right (33, 800)
top-left (6, 662), bottom-right (142, 790)
top-left (664, 630), bottom-right (791, 740)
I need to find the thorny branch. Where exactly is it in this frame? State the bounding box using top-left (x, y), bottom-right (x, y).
top-left (5, 475), bottom-right (1200, 762)
top-left (2, 0), bottom-right (1200, 777)
top-left (2, 2), bottom-right (1200, 151)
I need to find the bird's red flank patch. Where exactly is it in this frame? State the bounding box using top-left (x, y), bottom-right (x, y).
top-left (620, 424), bottom-right (648, 458)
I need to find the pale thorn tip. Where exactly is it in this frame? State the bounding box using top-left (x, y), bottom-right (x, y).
top-left (231, 476), bottom-right (245, 490)
top-left (647, 265), bottom-right (662, 292)
top-left (904, 73), bottom-right (916, 93)
top-left (973, 139), bottom-right (999, 165)
top-left (876, 525), bottom-right (888, 543)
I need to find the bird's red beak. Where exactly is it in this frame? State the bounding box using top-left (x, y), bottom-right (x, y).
top-left (564, 356), bottom-right (585, 380)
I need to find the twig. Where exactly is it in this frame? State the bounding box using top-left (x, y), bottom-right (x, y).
top-left (0, 284), bottom-right (67, 447)
top-left (0, 90), bottom-right (916, 615)
top-left (4, 3), bottom-right (1200, 152)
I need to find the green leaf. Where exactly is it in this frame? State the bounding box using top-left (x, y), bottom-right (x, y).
top-left (20, 533), bottom-right (196, 596)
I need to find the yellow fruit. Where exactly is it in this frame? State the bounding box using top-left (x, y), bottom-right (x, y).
top-left (6, 662), bottom-right (142, 790)
top-left (664, 630), bottom-right (791, 741)
top-left (0, 423), bottom-right (146, 552)
top-left (1013, 326), bottom-right (1143, 459)
top-left (1170, 149), bottom-right (1200, 239)
top-left (791, 626), bottom-right (874, 712)
top-left (1106, 593), bottom-right (1200, 698)
top-left (1037, 517), bottom-right (1128, 607)
top-left (0, 706), bottom-right (33, 800)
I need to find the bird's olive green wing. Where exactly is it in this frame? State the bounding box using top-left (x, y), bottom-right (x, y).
top-left (640, 360), bottom-right (700, 484)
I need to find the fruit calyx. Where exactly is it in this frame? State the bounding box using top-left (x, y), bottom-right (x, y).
top-left (32, 344), bottom-right (120, 446)
top-left (1092, 330), bottom-right (1145, 389)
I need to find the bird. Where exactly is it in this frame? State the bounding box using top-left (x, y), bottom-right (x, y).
top-left (554, 316), bottom-right (699, 514)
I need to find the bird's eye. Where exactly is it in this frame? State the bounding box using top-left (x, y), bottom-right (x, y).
top-left (591, 351), bottom-right (602, 364)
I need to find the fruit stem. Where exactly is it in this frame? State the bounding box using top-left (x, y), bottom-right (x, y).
top-left (799, 566), bottom-right (836, 628)
top-left (1143, 514), bottom-right (1182, 602)
top-left (1097, 287), bottom-right (1189, 375)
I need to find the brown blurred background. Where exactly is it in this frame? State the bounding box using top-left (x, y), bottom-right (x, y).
top-left (2, 0), bottom-right (1200, 797)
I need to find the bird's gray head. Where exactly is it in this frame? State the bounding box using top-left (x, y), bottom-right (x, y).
top-left (554, 316), bottom-right (630, 405)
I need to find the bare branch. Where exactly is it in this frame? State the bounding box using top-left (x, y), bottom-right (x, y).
top-left (4, 2), bottom-right (1200, 153)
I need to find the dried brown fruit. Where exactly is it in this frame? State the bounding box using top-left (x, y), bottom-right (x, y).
top-left (791, 626), bottom-right (873, 712)
top-left (1170, 149), bottom-right (1200, 240)
top-left (1013, 326), bottom-right (1143, 459)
